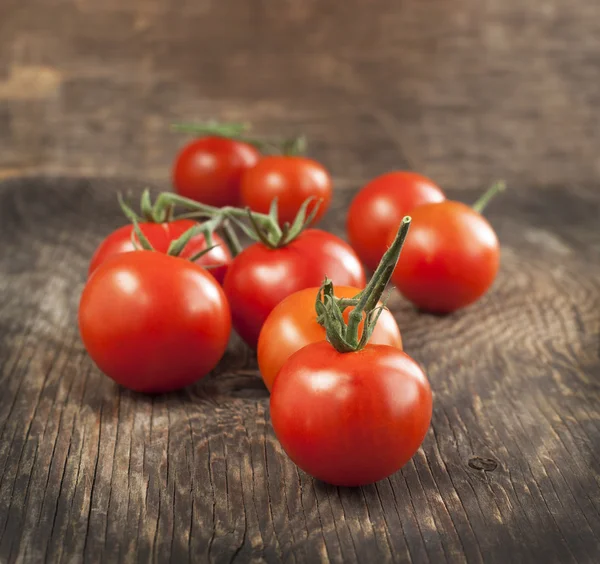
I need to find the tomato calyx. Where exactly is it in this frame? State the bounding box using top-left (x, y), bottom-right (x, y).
top-left (316, 216), bottom-right (411, 353)
top-left (118, 189), bottom-right (242, 256)
top-left (472, 180), bottom-right (506, 214)
top-left (234, 197), bottom-right (320, 248)
top-left (155, 192), bottom-right (321, 249)
top-left (129, 216), bottom-right (219, 263)
top-left (279, 135), bottom-right (307, 156)
top-left (118, 189), bottom-right (182, 225)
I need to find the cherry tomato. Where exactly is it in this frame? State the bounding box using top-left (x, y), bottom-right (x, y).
top-left (270, 341), bottom-right (432, 486)
top-left (223, 230), bottom-right (365, 348)
top-left (88, 219), bottom-right (231, 284)
top-left (390, 200), bottom-right (500, 313)
top-left (173, 136), bottom-right (260, 207)
top-left (257, 286), bottom-right (402, 391)
top-left (79, 251), bottom-right (231, 393)
top-left (347, 172), bottom-right (445, 270)
top-left (240, 156), bottom-right (332, 226)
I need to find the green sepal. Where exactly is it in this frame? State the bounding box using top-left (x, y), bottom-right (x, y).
top-left (166, 223), bottom-right (204, 256)
top-left (315, 216), bottom-right (411, 353)
top-left (188, 244), bottom-right (220, 263)
top-left (140, 189), bottom-right (154, 221)
top-left (118, 193), bottom-right (142, 223)
top-left (130, 217), bottom-right (154, 251)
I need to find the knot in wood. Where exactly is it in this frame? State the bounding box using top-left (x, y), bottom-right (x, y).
top-left (468, 456), bottom-right (498, 472)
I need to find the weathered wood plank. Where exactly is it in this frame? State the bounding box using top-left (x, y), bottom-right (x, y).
top-left (1, 0), bottom-right (600, 190)
top-left (1, 0), bottom-right (600, 561)
top-left (0, 177), bottom-right (598, 563)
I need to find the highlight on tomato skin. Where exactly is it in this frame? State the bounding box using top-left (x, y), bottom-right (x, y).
top-left (87, 219), bottom-right (232, 284)
top-left (257, 286), bottom-right (403, 391)
top-left (79, 251), bottom-right (231, 394)
top-left (173, 136), bottom-right (261, 207)
top-left (347, 171), bottom-right (445, 271)
top-left (389, 200), bottom-right (500, 313)
top-left (270, 342), bottom-right (433, 487)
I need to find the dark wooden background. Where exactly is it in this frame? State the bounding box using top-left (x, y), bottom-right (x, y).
top-left (1, 1), bottom-right (600, 562)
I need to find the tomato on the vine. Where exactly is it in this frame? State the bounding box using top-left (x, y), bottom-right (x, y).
top-left (79, 251), bottom-right (231, 393)
top-left (173, 136), bottom-right (260, 207)
top-left (347, 171), bottom-right (445, 270)
top-left (270, 218), bottom-right (430, 487)
top-left (390, 186), bottom-right (502, 313)
top-left (257, 286), bottom-right (402, 391)
top-left (270, 342), bottom-right (432, 486)
top-left (88, 219), bottom-right (232, 284)
top-left (240, 156), bottom-right (332, 226)
top-left (223, 229), bottom-right (365, 348)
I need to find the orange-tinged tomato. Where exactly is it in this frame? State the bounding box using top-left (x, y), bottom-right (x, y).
top-left (257, 286), bottom-right (402, 391)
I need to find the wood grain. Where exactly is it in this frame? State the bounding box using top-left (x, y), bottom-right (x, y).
top-left (1, 0), bottom-right (600, 191)
top-left (1, 0), bottom-right (600, 561)
top-left (0, 177), bottom-right (598, 563)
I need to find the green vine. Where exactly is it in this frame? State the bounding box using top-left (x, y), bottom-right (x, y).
top-left (315, 216), bottom-right (412, 353)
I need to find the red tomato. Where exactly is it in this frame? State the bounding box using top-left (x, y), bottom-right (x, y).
top-left (223, 230), bottom-right (366, 348)
top-left (390, 200), bottom-right (500, 313)
top-left (240, 156), bottom-right (332, 226)
top-left (257, 286), bottom-right (402, 391)
top-left (79, 251), bottom-right (231, 393)
top-left (87, 219), bottom-right (232, 284)
top-left (270, 341), bottom-right (432, 486)
top-left (173, 136), bottom-right (260, 207)
top-left (347, 172), bottom-right (445, 270)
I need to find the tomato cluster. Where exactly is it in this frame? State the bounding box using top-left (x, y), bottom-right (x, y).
top-left (78, 121), bottom-right (504, 487)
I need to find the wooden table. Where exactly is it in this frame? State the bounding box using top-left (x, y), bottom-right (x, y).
top-left (1, 1), bottom-right (599, 562)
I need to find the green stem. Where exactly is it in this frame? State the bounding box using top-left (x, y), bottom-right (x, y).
top-left (344, 217), bottom-right (411, 348)
top-left (155, 192), bottom-right (284, 246)
top-left (154, 192), bottom-right (222, 217)
top-left (316, 216), bottom-right (410, 352)
top-left (171, 121), bottom-right (306, 155)
top-left (282, 135), bottom-right (307, 156)
top-left (171, 121), bottom-right (250, 137)
top-left (472, 180), bottom-right (506, 214)
top-left (221, 220), bottom-right (243, 256)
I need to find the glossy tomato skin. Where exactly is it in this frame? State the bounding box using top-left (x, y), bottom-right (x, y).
top-left (223, 230), bottom-right (366, 349)
top-left (79, 251), bottom-right (231, 393)
top-left (87, 219), bottom-right (232, 284)
top-left (257, 286), bottom-right (402, 391)
top-left (240, 156), bottom-right (332, 226)
top-left (271, 342), bottom-right (432, 486)
top-left (173, 136), bottom-right (260, 207)
top-left (347, 172), bottom-right (445, 270)
top-left (391, 201), bottom-right (500, 313)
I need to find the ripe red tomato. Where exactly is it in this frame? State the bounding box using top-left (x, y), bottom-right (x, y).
top-left (240, 156), bottom-right (332, 226)
top-left (270, 341), bottom-right (432, 486)
top-left (257, 286), bottom-right (402, 391)
top-left (223, 230), bottom-right (366, 348)
top-left (79, 251), bottom-right (231, 393)
top-left (347, 172), bottom-right (445, 270)
top-left (87, 219), bottom-right (232, 284)
top-left (390, 200), bottom-right (500, 313)
top-left (173, 136), bottom-right (260, 207)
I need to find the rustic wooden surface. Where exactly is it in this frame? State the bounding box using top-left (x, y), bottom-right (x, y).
top-left (1, 0), bottom-right (600, 563)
